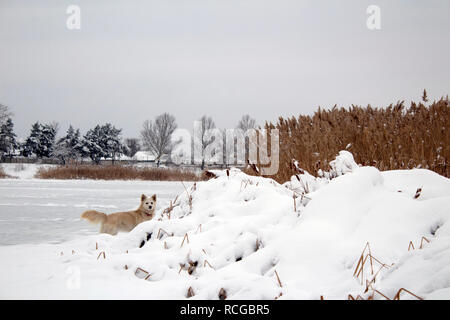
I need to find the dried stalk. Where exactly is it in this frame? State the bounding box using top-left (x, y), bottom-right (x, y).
top-left (293, 192), bottom-right (297, 212)
top-left (274, 270), bottom-right (283, 288)
top-left (393, 288), bottom-right (423, 300)
top-left (157, 228), bottom-right (172, 240)
top-left (419, 236), bottom-right (430, 249)
top-left (180, 233), bottom-right (190, 248)
top-left (187, 287), bottom-right (195, 298)
top-left (203, 259), bottom-right (214, 269)
top-left (219, 288), bottom-right (227, 300)
top-left (97, 251), bottom-right (106, 260)
top-left (414, 187), bottom-right (422, 199)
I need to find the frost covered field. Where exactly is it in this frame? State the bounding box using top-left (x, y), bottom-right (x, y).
top-left (0, 152), bottom-right (450, 300)
top-left (0, 176), bottom-right (187, 245)
top-left (0, 174), bottom-right (187, 298)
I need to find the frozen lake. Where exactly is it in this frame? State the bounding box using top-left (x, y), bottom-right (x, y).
top-left (0, 179), bottom-right (188, 245)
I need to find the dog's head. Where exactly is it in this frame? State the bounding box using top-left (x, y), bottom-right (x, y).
top-left (140, 194), bottom-right (157, 218)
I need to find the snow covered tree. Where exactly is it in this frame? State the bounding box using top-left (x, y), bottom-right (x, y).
top-left (0, 117), bottom-right (17, 159)
top-left (141, 113), bottom-right (178, 167)
top-left (81, 124), bottom-right (124, 164)
top-left (54, 125), bottom-right (82, 164)
top-left (21, 123), bottom-right (40, 157)
top-left (100, 123), bottom-right (124, 163)
top-left (22, 122), bottom-right (57, 158)
top-left (81, 125), bottom-right (105, 164)
top-left (40, 123), bottom-right (57, 158)
top-left (0, 104), bottom-right (11, 126)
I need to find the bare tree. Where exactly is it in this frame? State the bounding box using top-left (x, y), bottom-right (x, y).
top-left (140, 113), bottom-right (178, 166)
top-left (237, 114), bottom-right (256, 132)
top-left (194, 115), bottom-right (216, 170)
top-left (236, 115), bottom-right (257, 164)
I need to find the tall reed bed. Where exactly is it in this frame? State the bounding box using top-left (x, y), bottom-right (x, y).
top-left (259, 95), bottom-right (449, 183)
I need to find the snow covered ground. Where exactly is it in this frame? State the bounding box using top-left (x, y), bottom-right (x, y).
top-left (0, 154), bottom-right (449, 300)
top-left (0, 178), bottom-right (188, 245)
top-left (1, 163), bottom-right (55, 179)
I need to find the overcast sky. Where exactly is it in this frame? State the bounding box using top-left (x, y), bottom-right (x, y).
top-left (1, 0), bottom-right (449, 139)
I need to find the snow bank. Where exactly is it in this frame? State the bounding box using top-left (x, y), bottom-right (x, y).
top-left (0, 163), bottom-right (55, 179)
top-left (329, 150), bottom-right (359, 176)
top-left (284, 150), bottom-right (359, 196)
top-left (2, 152), bottom-right (449, 300)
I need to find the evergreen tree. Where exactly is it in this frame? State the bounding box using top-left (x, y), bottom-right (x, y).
top-left (54, 125), bottom-right (82, 164)
top-left (81, 125), bottom-right (105, 164)
top-left (0, 103), bottom-right (11, 127)
top-left (22, 122), bottom-right (57, 158)
top-left (22, 122), bottom-right (41, 157)
top-left (81, 123), bottom-right (124, 164)
top-left (101, 123), bottom-right (123, 163)
top-left (40, 123), bottom-right (57, 157)
top-left (0, 117), bottom-right (17, 158)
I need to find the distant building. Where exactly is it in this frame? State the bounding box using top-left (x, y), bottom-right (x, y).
top-left (133, 151), bottom-right (157, 162)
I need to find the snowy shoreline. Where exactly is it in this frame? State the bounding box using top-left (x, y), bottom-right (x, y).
top-left (0, 179), bottom-right (188, 245)
top-left (0, 153), bottom-right (449, 299)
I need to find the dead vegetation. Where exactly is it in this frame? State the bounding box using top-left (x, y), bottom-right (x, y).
top-left (35, 164), bottom-right (203, 181)
top-left (348, 241), bottom-right (426, 300)
top-left (256, 94), bottom-right (449, 183)
top-left (218, 288), bottom-right (227, 300)
top-left (0, 166), bottom-right (9, 178)
top-left (0, 166), bottom-right (15, 179)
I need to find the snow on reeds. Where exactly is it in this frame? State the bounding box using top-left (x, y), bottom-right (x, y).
top-left (257, 95), bottom-right (449, 183)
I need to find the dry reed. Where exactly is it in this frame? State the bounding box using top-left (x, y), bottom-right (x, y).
top-left (254, 95), bottom-right (449, 183)
top-left (0, 166), bottom-right (11, 179)
top-left (35, 164), bottom-right (203, 181)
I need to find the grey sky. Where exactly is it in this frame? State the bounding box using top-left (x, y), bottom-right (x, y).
top-left (1, 0), bottom-right (449, 139)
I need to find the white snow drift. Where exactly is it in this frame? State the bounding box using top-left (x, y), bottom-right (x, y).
top-left (1, 151), bottom-right (449, 299)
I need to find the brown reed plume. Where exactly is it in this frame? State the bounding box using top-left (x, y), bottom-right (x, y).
top-left (253, 94), bottom-right (449, 183)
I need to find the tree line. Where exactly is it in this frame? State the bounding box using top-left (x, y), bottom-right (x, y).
top-left (0, 103), bottom-right (257, 167)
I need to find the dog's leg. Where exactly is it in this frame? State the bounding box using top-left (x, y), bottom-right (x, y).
top-left (102, 223), bottom-right (118, 236)
top-left (108, 225), bottom-right (118, 235)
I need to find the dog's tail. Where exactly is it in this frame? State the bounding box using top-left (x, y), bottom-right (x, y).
top-left (81, 210), bottom-right (107, 224)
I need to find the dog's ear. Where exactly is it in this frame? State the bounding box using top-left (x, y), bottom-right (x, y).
top-left (151, 194), bottom-right (157, 201)
top-left (141, 194), bottom-right (147, 202)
